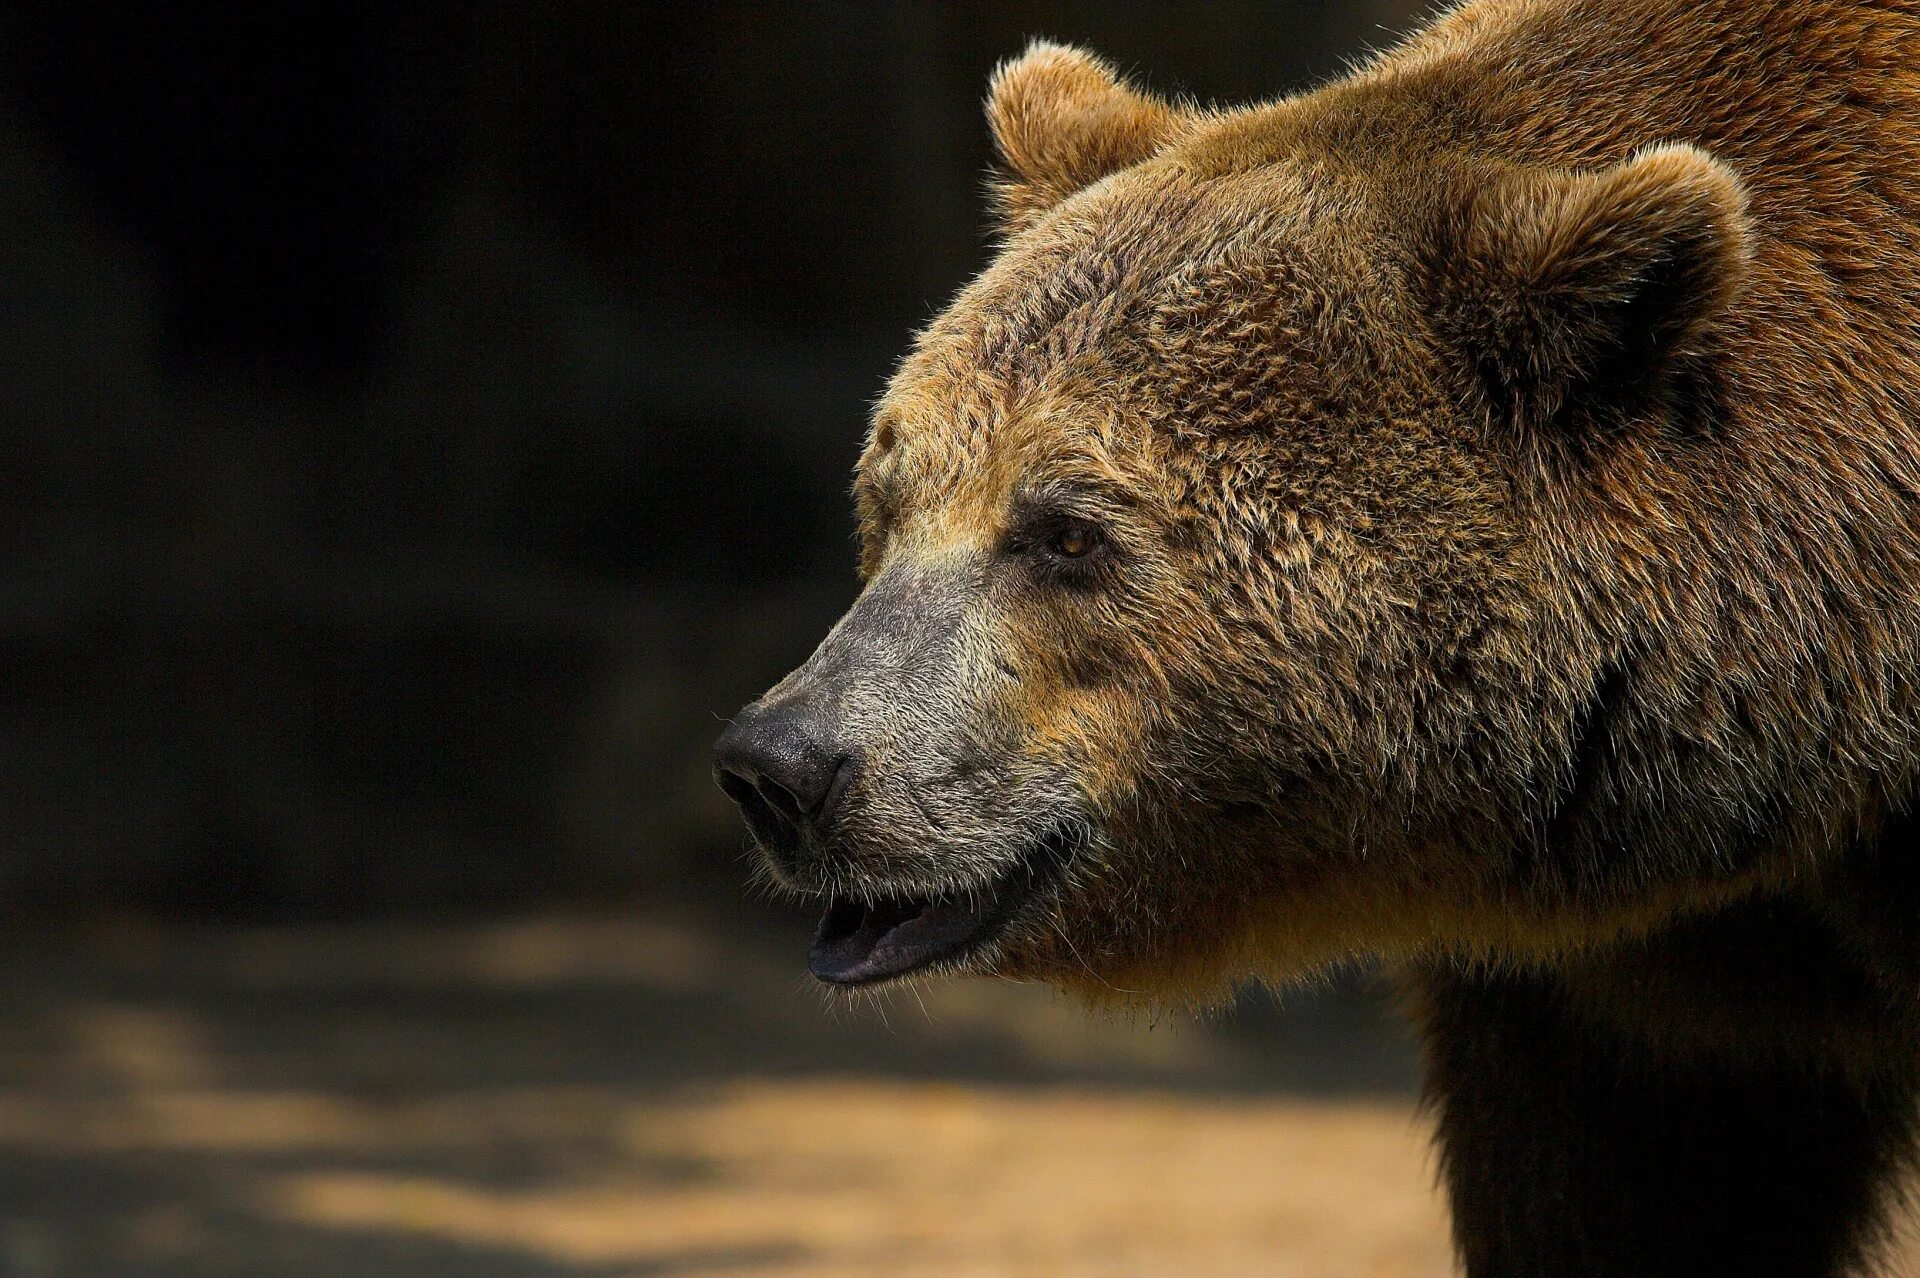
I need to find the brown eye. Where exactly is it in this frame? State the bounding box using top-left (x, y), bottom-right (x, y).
top-left (1050, 520), bottom-right (1101, 559)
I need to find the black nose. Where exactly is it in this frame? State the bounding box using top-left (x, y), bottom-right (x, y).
top-left (713, 702), bottom-right (854, 858)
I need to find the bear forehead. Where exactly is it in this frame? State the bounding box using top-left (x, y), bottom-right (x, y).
top-left (875, 164), bottom-right (1373, 454)
top-left (961, 159), bottom-right (1359, 357)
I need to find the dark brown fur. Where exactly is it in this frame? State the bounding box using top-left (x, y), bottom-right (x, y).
top-left (739, 1), bottom-right (1920, 1271)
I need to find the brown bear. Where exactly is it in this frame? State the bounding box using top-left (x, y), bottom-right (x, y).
top-left (713, 1), bottom-right (1920, 1273)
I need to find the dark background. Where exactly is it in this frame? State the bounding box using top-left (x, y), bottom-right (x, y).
top-left (0, 0), bottom-right (1427, 924)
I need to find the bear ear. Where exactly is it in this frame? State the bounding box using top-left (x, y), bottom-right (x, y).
top-left (986, 42), bottom-right (1185, 235)
top-left (1439, 143), bottom-right (1754, 443)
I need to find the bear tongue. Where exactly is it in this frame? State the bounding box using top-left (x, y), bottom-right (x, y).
top-left (808, 891), bottom-right (996, 986)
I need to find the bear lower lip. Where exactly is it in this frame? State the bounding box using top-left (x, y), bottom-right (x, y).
top-left (808, 890), bottom-right (1005, 985)
top-left (807, 830), bottom-right (1079, 986)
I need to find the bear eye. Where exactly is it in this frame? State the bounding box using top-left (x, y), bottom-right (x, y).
top-left (1046, 518), bottom-right (1103, 561)
top-left (1006, 501), bottom-right (1116, 582)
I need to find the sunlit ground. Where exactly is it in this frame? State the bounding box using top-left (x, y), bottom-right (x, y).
top-left (1, 909), bottom-right (1913, 1276)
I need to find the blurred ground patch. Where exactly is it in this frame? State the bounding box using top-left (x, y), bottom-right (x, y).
top-left (0, 903), bottom-right (1447, 1276)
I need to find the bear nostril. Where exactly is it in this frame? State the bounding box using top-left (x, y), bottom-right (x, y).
top-left (754, 775), bottom-right (806, 824)
top-left (716, 767), bottom-right (760, 812)
top-left (717, 766), bottom-right (796, 850)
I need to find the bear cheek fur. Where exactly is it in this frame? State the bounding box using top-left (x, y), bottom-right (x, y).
top-left (980, 411), bottom-right (1566, 1001)
top-left (996, 312), bottom-right (1549, 998)
top-left (992, 532), bottom-right (1541, 1004)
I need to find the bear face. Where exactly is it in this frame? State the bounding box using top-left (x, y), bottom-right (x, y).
top-left (718, 41), bottom-right (1780, 1001)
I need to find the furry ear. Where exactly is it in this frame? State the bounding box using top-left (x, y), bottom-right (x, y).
top-left (986, 42), bottom-right (1185, 235)
top-left (1440, 143), bottom-right (1754, 439)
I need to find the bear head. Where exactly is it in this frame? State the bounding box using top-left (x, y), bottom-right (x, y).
top-left (717, 42), bottom-right (1765, 1002)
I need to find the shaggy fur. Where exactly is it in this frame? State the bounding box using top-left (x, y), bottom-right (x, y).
top-left (731, 0), bottom-right (1920, 1272)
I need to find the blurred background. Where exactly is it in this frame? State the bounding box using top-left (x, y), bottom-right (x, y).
top-left (0, 2), bottom-right (1503, 1274)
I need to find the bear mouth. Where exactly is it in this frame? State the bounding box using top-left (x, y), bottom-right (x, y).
top-left (807, 827), bottom-right (1079, 986)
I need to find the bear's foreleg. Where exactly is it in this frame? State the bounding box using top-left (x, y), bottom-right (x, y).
top-left (1415, 959), bottom-right (1916, 1277)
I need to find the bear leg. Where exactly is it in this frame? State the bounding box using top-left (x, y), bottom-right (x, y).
top-left (1416, 963), bottom-right (1916, 1278)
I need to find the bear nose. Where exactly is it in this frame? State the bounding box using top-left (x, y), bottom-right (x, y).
top-left (713, 701), bottom-right (856, 856)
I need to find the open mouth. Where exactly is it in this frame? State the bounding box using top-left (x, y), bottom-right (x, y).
top-left (807, 828), bottom-right (1078, 986)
